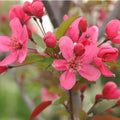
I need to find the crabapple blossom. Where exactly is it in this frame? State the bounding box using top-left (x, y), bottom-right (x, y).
top-left (105, 19), bottom-right (120, 43)
top-left (52, 36), bottom-right (100, 90)
top-left (43, 32), bottom-right (57, 48)
top-left (78, 26), bottom-right (98, 46)
top-left (102, 82), bottom-right (120, 100)
top-left (94, 44), bottom-right (118, 77)
top-left (0, 18), bottom-right (28, 66)
top-left (9, 5), bottom-right (30, 24)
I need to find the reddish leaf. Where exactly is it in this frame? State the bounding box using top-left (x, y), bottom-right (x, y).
top-left (94, 115), bottom-right (120, 120)
top-left (29, 101), bottom-right (52, 120)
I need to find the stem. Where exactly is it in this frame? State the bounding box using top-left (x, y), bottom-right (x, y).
top-left (97, 38), bottom-right (109, 47)
top-left (87, 102), bottom-right (97, 115)
top-left (39, 18), bottom-right (46, 35)
top-left (69, 90), bottom-right (74, 120)
top-left (33, 17), bottom-right (45, 36)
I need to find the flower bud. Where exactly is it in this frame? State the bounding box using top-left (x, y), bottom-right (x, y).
top-left (44, 32), bottom-right (57, 48)
top-left (31, 1), bottom-right (44, 18)
top-left (116, 99), bottom-right (120, 106)
top-left (23, 1), bottom-right (32, 16)
top-left (0, 66), bottom-right (8, 74)
top-left (95, 94), bottom-right (103, 101)
top-left (98, 44), bottom-right (118, 62)
top-left (81, 84), bottom-right (88, 92)
top-left (79, 18), bottom-right (87, 32)
top-left (74, 43), bottom-right (85, 56)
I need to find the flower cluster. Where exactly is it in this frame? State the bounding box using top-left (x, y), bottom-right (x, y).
top-left (0, 0), bottom-right (120, 92)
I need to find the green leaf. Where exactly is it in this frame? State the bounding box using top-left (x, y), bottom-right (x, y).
top-left (79, 110), bottom-right (88, 120)
top-left (56, 110), bottom-right (70, 117)
top-left (56, 16), bottom-right (79, 40)
top-left (24, 54), bottom-right (45, 64)
top-left (32, 33), bottom-right (46, 53)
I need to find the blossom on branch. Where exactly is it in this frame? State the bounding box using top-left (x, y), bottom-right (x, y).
top-left (0, 18), bottom-right (28, 66)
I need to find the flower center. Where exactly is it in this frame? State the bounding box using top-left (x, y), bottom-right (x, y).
top-left (9, 37), bottom-right (23, 50)
top-left (67, 57), bottom-right (83, 72)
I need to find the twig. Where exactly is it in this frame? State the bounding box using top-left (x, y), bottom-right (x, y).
top-left (69, 90), bottom-right (74, 120)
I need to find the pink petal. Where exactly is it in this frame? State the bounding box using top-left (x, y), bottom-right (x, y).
top-left (111, 34), bottom-right (120, 43)
top-left (0, 51), bottom-right (18, 66)
top-left (82, 44), bottom-right (99, 64)
top-left (78, 64), bottom-right (101, 81)
top-left (10, 17), bottom-right (22, 38)
top-left (79, 26), bottom-right (98, 45)
top-left (52, 59), bottom-right (67, 71)
top-left (100, 63), bottom-right (115, 77)
top-left (20, 25), bottom-right (28, 45)
top-left (103, 82), bottom-right (120, 99)
top-left (105, 19), bottom-right (120, 39)
top-left (67, 17), bottom-right (81, 42)
top-left (59, 36), bottom-right (75, 60)
top-left (18, 46), bottom-right (28, 63)
top-left (0, 36), bottom-right (10, 52)
top-left (60, 70), bottom-right (76, 90)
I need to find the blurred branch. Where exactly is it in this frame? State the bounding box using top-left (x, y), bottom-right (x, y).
top-left (13, 70), bottom-right (44, 120)
top-left (42, 1), bottom-right (70, 28)
top-left (98, 1), bottom-right (120, 39)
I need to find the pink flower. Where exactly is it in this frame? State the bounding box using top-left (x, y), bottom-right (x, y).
top-left (43, 32), bottom-right (57, 48)
top-left (41, 87), bottom-right (58, 101)
top-left (0, 18), bottom-right (28, 66)
top-left (9, 5), bottom-right (31, 24)
top-left (102, 82), bottom-right (120, 100)
top-left (97, 44), bottom-right (118, 62)
top-left (0, 66), bottom-right (8, 74)
top-left (78, 26), bottom-right (98, 46)
top-left (105, 19), bottom-right (120, 43)
top-left (94, 44), bottom-right (118, 77)
top-left (52, 36), bottom-right (100, 90)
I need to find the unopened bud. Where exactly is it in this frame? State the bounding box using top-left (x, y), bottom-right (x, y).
top-left (81, 84), bottom-right (88, 92)
top-left (116, 99), bottom-right (120, 106)
top-left (95, 94), bottom-right (103, 102)
top-left (74, 43), bottom-right (85, 56)
top-left (23, 1), bottom-right (32, 16)
top-left (31, 1), bottom-right (44, 18)
top-left (44, 32), bottom-right (57, 48)
top-left (79, 18), bottom-right (87, 32)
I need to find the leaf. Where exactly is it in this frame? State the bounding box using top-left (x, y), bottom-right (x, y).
top-left (79, 110), bottom-right (88, 120)
top-left (94, 115), bottom-right (120, 120)
top-left (56, 16), bottom-right (79, 40)
top-left (29, 101), bottom-right (52, 120)
top-left (32, 33), bottom-right (46, 53)
top-left (24, 54), bottom-right (45, 64)
top-left (56, 110), bottom-right (70, 117)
